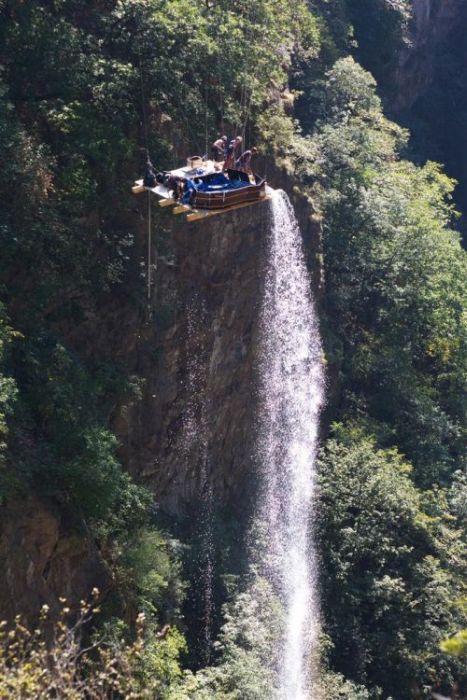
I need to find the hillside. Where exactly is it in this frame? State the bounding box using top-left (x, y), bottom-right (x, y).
top-left (0, 2), bottom-right (465, 698)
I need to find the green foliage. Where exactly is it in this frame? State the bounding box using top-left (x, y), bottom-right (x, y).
top-left (346, 0), bottom-right (411, 85)
top-left (308, 57), bottom-right (467, 485)
top-left (2, 332), bottom-right (146, 528)
top-left (322, 55), bottom-right (381, 120)
top-left (441, 628), bottom-right (467, 658)
top-left (441, 598), bottom-right (467, 659)
top-left (317, 434), bottom-right (467, 696)
top-left (112, 528), bottom-right (186, 623)
top-left (317, 670), bottom-right (373, 700)
top-left (0, 598), bottom-right (187, 699)
top-left (175, 575), bottom-right (282, 699)
top-left (103, 0), bottom-right (320, 155)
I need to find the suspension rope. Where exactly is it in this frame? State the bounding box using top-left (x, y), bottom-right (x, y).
top-left (204, 84), bottom-right (209, 158)
top-left (137, 43), bottom-right (154, 303)
top-left (216, 48), bottom-right (225, 137)
top-left (147, 190), bottom-right (152, 300)
top-left (236, 2), bottom-right (260, 147)
top-left (137, 46), bottom-right (149, 159)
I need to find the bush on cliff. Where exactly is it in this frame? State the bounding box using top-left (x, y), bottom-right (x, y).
top-left (0, 599), bottom-right (186, 699)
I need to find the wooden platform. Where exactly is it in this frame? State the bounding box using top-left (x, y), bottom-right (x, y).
top-left (132, 179), bottom-right (271, 223)
top-left (186, 194), bottom-right (271, 222)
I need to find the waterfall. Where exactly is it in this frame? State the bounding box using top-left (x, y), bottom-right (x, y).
top-left (180, 297), bottom-right (214, 664)
top-left (257, 190), bottom-right (324, 699)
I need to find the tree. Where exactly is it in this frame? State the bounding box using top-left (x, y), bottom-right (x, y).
top-left (317, 434), bottom-right (467, 696)
top-left (310, 58), bottom-right (467, 485)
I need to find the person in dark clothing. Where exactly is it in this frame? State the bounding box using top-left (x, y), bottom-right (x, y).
top-left (236, 146), bottom-right (258, 172)
top-left (143, 159), bottom-right (157, 188)
top-left (224, 136), bottom-right (242, 170)
top-left (166, 174), bottom-right (187, 200)
top-left (211, 135), bottom-right (227, 162)
top-left (153, 171), bottom-right (186, 200)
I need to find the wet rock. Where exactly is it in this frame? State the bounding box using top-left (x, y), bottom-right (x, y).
top-left (0, 496), bottom-right (111, 622)
top-left (393, 0), bottom-right (466, 111)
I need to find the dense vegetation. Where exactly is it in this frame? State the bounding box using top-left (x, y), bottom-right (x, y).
top-left (0, 1), bottom-right (465, 698)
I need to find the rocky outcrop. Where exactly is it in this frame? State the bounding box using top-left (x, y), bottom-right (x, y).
top-left (0, 496), bottom-right (111, 622)
top-left (386, 0), bottom-right (467, 227)
top-left (0, 169), bottom-right (323, 623)
top-left (113, 169), bottom-right (323, 515)
top-left (392, 0), bottom-right (466, 111)
top-left (39, 163), bottom-right (322, 522)
top-left (115, 200), bottom-right (270, 514)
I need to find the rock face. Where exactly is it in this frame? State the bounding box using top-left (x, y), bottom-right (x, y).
top-left (0, 496), bottom-right (111, 621)
top-left (115, 172), bottom-right (323, 515)
top-left (388, 0), bottom-right (467, 226)
top-left (392, 0), bottom-right (466, 111)
top-left (0, 177), bottom-right (323, 622)
top-left (117, 200), bottom-right (270, 514)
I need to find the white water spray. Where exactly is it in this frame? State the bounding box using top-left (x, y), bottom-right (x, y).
top-left (257, 190), bottom-right (324, 699)
top-left (180, 298), bottom-right (214, 663)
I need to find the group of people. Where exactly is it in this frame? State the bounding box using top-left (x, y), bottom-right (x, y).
top-left (141, 134), bottom-right (258, 201)
top-left (211, 134), bottom-right (258, 172)
top-left (143, 161), bottom-right (186, 199)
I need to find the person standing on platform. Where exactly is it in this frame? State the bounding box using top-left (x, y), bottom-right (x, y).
top-left (236, 146), bottom-right (258, 172)
top-left (211, 135), bottom-right (227, 162)
top-left (224, 135), bottom-right (242, 170)
top-left (143, 159), bottom-right (158, 187)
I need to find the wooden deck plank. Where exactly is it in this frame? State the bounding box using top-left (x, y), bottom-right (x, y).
top-left (132, 172), bottom-right (272, 223)
top-left (172, 204), bottom-right (190, 214)
top-left (186, 195), bottom-right (271, 222)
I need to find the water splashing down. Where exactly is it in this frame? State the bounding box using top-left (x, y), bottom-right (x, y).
top-left (180, 297), bottom-right (214, 664)
top-left (257, 190), bottom-right (324, 699)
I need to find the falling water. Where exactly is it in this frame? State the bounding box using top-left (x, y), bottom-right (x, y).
top-left (180, 297), bottom-right (214, 664)
top-left (257, 190), bottom-right (324, 699)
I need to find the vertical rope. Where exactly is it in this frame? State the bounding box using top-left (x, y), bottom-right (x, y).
top-left (139, 44), bottom-right (153, 303)
top-left (205, 84), bottom-right (209, 158)
top-left (138, 48), bottom-right (149, 157)
top-left (147, 191), bottom-right (152, 301)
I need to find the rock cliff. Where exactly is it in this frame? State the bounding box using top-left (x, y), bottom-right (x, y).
top-left (0, 173), bottom-right (322, 620)
top-left (117, 200), bottom-right (269, 514)
top-left (388, 0), bottom-right (467, 227)
top-left (0, 496), bottom-right (110, 620)
top-left (115, 172), bottom-right (323, 515)
top-left (392, 0), bottom-right (466, 111)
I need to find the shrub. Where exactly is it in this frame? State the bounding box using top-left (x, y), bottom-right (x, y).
top-left (0, 594), bottom-right (186, 699)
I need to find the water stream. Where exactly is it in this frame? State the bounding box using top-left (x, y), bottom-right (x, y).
top-left (257, 190), bottom-right (324, 699)
top-left (180, 297), bottom-right (214, 664)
